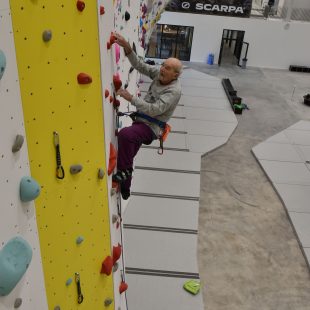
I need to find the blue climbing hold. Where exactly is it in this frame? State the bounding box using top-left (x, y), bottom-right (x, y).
top-left (76, 236), bottom-right (84, 245)
top-left (0, 237), bottom-right (33, 296)
top-left (20, 176), bottom-right (41, 202)
top-left (0, 49), bottom-right (6, 80)
top-left (66, 278), bottom-right (73, 286)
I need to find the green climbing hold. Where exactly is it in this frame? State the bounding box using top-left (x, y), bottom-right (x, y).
top-left (183, 279), bottom-right (201, 295)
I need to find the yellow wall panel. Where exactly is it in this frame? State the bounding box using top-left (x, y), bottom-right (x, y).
top-left (10, 1), bottom-right (114, 309)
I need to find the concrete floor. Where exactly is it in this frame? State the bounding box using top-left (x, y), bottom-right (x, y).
top-left (185, 63), bottom-right (310, 310)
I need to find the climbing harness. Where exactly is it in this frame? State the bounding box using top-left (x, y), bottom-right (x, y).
top-left (117, 111), bottom-right (171, 155)
top-left (53, 131), bottom-right (65, 179)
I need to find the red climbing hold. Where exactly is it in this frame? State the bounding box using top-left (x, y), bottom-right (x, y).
top-left (77, 73), bottom-right (92, 84)
top-left (107, 41), bottom-right (111, 50)
top-left (113, 74), bottom-right (122, 91)
top-left (113, 243), bottom-right (122, 264)
top-left (110, 33), bottom-right (116, 45)
top-left (100, 256), bottom-right (113, 275)
top-left (119, 281), bottom-right (128, 294)
top-left (100, 5), bottom-right (105, 15)
top-left (108, 143), bottom-right (117, 176)
top-left (113, 98), bottom-right (120, 108)
top-left (112, 181), bottom-right (119, 190)
top-left (76, 0), bottom-right (85, 12)
top-left (105, 89), bottom-right (110, 98)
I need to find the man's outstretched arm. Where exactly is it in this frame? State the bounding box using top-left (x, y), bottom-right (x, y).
top-left (114, 32), bottom-right (159, 80)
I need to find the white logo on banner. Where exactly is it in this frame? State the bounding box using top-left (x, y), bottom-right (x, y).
top-left (181, 1), bottom-right (191, 9)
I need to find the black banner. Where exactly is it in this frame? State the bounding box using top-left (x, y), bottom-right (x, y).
top-left (166, 0), bottom-right (252, 18)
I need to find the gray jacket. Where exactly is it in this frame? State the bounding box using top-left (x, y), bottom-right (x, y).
top-left (128, 52), bottom-right (182, 137)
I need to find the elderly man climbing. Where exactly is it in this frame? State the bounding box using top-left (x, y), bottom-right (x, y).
top-left (112, 32), bottom-right (183, 200)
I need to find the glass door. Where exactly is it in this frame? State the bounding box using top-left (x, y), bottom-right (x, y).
top-left (146, 24), bottom-right (194, 61)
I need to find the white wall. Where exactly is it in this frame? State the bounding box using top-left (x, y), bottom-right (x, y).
top-left (159, 12), bottom-right (310, 69)
top-left (286, 0), bottom-right (310, 9)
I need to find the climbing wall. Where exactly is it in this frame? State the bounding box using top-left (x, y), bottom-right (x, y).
top-left (98, 1), bottom-right (145, 309)
top-left (97, 0), bottom-right (172, 308)
top-left (0, 1), bottom-right (48, 309)
top-left (1, 0), bottom-right (171, 309)
top-left (9, 1), bottom-right (113, 309)
top-left (140, 0), bottom-right (171, 50)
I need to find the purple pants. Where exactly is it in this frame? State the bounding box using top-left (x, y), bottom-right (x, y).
top-left (117, 122), bottom-right (156, 192)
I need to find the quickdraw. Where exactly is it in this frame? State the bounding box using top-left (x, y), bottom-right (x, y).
top-left (53, 131), bottom-right (65, 179)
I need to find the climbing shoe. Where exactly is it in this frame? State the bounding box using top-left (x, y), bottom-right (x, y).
top-left (120, 183), bottom-right (130, 200)
top-left (121, 190), bottom-right (130, 200)
top-left (112, 168), bottom-right (133, 183)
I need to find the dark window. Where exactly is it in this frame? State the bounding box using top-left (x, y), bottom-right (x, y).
top-left (146, 24), bottom-right (194, 61)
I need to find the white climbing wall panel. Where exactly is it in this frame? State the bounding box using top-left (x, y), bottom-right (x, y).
top-left (0, 2), bottom-right (48, 309)
top-left (0, 0), bottom-right (171, 308)
top-left (97, 0), bottom-right (173, 307)
top-left (98, 1), bottom-right (148, 308)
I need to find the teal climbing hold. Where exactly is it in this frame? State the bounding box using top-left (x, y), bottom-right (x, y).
top-left (0, 237), bottom-right (33, 296)
top-left (183, 279), bottom-right (201, 295)
top-left (20, 176), bottom-right (41, 202)
top-left (0, 49), bottom-right (6, 80)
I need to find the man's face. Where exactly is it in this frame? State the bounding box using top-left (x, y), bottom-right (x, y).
top-left (159, 59), bottom-right (178, 84)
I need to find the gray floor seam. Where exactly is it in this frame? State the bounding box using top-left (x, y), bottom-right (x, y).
top-left (255, 158), bottom-right (306, 163)
top-left (125, 268), bottom-right (200, 279)
top-left (131, 192), bottom-right (200, 201)
top-left (171, 130), bottom-right (188, 134)
top-left (126, 267), bottom-right (199, 276)
top-left (123, 224), bottom-right (198, 234)
top-left (135, 166), bottom-right (200, 174)
top-left (171, 116), bottom-right (186, 119)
